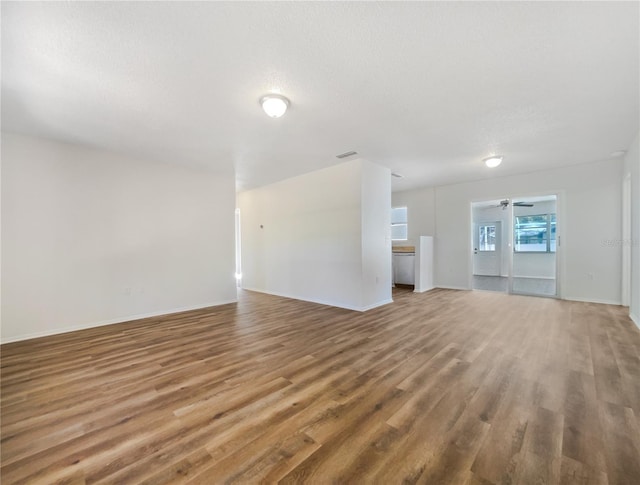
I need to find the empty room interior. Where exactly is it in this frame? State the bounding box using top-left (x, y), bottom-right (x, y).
top-left (2, 2), bottom-right (640, 484)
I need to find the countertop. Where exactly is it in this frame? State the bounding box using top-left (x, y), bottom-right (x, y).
top-left (392, 246), bottom-right (415, 253)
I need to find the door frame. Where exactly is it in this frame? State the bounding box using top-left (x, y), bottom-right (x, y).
top-left (469, 199), bottom-right (508, 292)
top-left (469, 192), bottom-right (563, 299)
top-left (509, 194), bottom-right (560, 298)
top-left (622, 174), bottom-right (631, 306)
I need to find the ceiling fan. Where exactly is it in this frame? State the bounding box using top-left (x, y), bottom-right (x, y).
top-left (496, 199), bottom-right (534, 210)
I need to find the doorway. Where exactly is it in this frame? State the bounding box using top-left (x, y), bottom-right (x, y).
top-left (471, 195), bottom-right (559, 297)
top-left (471, 200), bottom-right (508, 292)
top-left (622, 174), bottom-right (631, 306)
top-left (510, 195), bottom-right (557, 297)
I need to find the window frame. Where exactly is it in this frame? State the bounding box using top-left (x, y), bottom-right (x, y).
top-left (391, 206), bottom-right (408, 241)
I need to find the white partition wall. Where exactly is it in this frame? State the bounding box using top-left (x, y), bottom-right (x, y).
top-left (239, 159), bottom-right (392, 311)
top-left (414, 236), bottom-right (434, 293)
top-left (361, 161), bottom-right (393, 309)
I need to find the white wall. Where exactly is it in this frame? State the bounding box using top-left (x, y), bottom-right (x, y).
top-left (623, 131), bottom-right (640, 326)
top-left (239, 159), bottom-right (392, 311)
top-left (394, 159), bottom-right (623, 304)
top-left (361, 162), bottom-right (393, 309)
top-left (414, 236), bottom-right (434, 292)
top-left (1, 133), bottom-right (237, 343)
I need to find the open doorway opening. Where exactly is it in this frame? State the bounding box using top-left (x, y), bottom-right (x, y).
top-left (511, 195), bottom-right (557, 297)
top-left (471, 195), bottom-right (559, 297)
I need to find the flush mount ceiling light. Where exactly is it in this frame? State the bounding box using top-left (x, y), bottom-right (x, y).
top-left (483, 156), bottom-right (503, 168)
top-left (260, 94), bottom-right (290, 118)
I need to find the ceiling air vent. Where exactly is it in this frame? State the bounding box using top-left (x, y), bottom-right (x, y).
top-left (336, 151), bottom-right (358, 159)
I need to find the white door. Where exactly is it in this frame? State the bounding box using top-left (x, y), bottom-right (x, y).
top-left (473, 222), bottom-right (502, 276)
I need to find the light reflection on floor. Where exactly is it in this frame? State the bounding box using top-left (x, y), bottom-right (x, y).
top-left (472, 275), bottom-right (556, 296)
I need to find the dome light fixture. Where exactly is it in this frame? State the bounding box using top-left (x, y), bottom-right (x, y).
top-left (484, 155), bottom-right (503, 168)
top-left (260, 93), bottom-right (290, 118)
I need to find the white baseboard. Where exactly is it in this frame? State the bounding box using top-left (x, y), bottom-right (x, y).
top-left (242, 287), bottom-right (392, 312)
top-left (435, 285), bottom-right (470, 291)
top-left (0, 299), bottom-right (238, 345)
top-left (563, 296), bottom-right (622, 306)
top-left (630, 312), bottom-right (639, 330)
top-left (361, 299), bottom-right (394, 311)
top-left (414, 287), bottom-right (436, 293)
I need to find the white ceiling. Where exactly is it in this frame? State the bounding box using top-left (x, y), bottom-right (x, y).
top-left (2, 2), bottom-right (638, 192)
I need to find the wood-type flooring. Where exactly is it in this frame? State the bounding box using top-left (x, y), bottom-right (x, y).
top-left (2, 288), bottom-right (639, 484)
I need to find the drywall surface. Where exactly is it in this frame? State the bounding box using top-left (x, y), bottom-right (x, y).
top-left (395, 159), bottom-right (623, 303)
top-left (414, 236), bottom-right (434, 292)
top-left (361, 161), bottom-right (393, 309)
top-left (624, 132), bottom-right (640, 326)
top-left (1, 133), bottom-right (237, 342)
top-left (239, 159), bottom-right (392, 311)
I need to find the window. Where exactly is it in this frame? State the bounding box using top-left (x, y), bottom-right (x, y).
top-left (478, 225), bottom-right (496, 251)
top-left (514, 213), bottom-right (556, 252)
top-left (391, 207), bottom-right (408, 240)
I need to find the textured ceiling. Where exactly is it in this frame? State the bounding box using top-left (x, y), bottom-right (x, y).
top-left (2, 2), bottom-right (638, 192)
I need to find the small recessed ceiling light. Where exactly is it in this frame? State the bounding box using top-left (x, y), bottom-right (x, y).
top-left (610, 150), bottom-right (626, 158)
top-left (391, 172), bottom-right (403, 178)
top-left (260, 94), bottom-right (290, 118)
top-left (484, 156), bottom-right (503, 168)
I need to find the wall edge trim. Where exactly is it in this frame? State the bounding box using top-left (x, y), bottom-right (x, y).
top-left (562, 296), bottom-right (622, 306)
